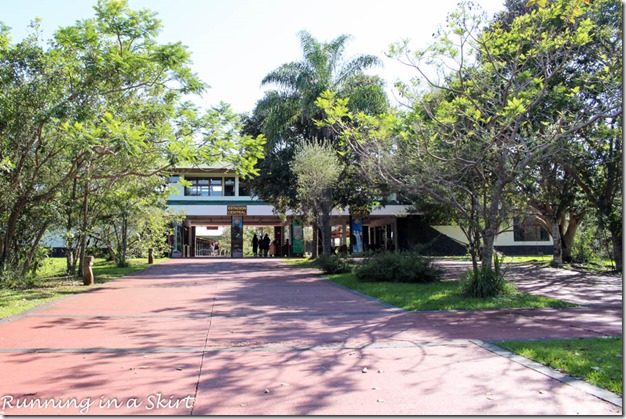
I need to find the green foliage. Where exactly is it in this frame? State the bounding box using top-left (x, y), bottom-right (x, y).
top-left (245, 30), bottom-right (389, 255)
top-left (313, 254), bottom-right (353, 274)
top-left (322, 271), bottom-right (574, 311)
top-left (354, 251), bottom-right (442, 283)
top-left (570, 221), bottom-right (611, 265)
top-left (461, 255), bottom-right (512, 298)
top-left (0, 268), bottom-right (36, 289)
top-left (291, 141), bottom-right (341, 215)
top-left (319, 0), bottom-right (622, 277)
top-left (0, 0), bottom-right (265, 280)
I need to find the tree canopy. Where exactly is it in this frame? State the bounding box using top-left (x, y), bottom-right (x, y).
top-left (319, 0), bottom-right (622, 276)
top-left (0, 0), bottom-right (265, 281)
top-left (244, 30), bottom-right (389, 255)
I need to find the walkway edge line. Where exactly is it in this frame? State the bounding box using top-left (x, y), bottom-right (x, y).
top-left (471, 339), bottom-right (623, 408)
top-left (322, 277), bottom-right (407, 312)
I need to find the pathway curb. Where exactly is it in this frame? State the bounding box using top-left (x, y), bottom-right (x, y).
top-left (472, 339), bottom-right (623, 408)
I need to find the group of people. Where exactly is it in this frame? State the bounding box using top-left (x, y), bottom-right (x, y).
top-left (207, 241), bottom-right (220, 256)
top-left (251, 233), bottom-right (273, 257)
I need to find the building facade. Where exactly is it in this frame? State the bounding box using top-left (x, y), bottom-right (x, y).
top-left (166, 167), bottom-right (553, 258)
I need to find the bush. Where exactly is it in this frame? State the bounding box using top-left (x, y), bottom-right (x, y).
top-left (0, 269), bottom-right (36, 289)
top-left (461, 256), bottom-right (511, 298)
top-left (354, 251), bottom-right (442, 283)
top-left (570, 223), bottom-right (609, 264)
top-left (314, 254), bottom-right (353, 274)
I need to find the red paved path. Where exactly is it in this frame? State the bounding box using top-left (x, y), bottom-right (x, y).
top-left (0, 258), bottom-right (622, 415)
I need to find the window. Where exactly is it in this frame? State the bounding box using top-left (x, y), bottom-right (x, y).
top-left (184, 178), bottom-right (224, 197)
top-left (238, 179), bottom-right (250, 196)
top-left (224, 178), bottom-right (235, 196)
top-left (184, 177), bottom-right (241, 197)
top-left (185, 178), bottom-right (210, 196)
top-left (513, 216), bottom-right (549, 241)
top-left (209, 178), bottom-right (222, 196)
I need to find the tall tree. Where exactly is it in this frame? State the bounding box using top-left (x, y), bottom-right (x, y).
top-left (0, 0), bottom-right (264, 281)
top-left (320, 0), bottom-right (619, 277)
top-left (493, 0), bottom-right (622, 269)
top-left (557, 0), bottom-right (623, 270)
top-left (245, 30), bottom-right (387, 256)
top-left (291, 141), bottom-right (341, 256)
top-left (517, 159), bottom-right (585, 267)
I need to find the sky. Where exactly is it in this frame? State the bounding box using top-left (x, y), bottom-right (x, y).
top-left (2, 0), bottom-right (507, 114)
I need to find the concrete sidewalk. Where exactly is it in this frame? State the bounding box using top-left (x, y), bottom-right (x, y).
top-left (0, 258), bottom-right (621, 415)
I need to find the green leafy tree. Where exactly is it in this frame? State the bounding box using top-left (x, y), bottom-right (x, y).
top-left (90, 176), bottom-right (181, 266)
top-left (494, 0), bottom-right (622, 269)
top-left (0, 0), bottom-right (264, 282)
top-left (291, 141), bottom-right (341, 256)
top-left (321, 0), bottom-right (618, 282)
top-left (556, 0), bottom-right (623, 270)
top-left (244, 30), bottom-right (387, 256)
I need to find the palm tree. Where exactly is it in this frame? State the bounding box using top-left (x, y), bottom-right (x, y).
top-left (247, 30), bottom-right (387, 257)
top-left (256, 31), bottom-right (384, 142)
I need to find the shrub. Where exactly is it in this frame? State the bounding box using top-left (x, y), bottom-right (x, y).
top-left (0, 269), bottom-right (36, 289)
top-left (314, 254), bottom-right (352, 274)
top-left (570, 223), bottom-right (609, 265)
top-left (354, 251), bottom-right (442, 283)
top-left (461, 256), bottom-right (511, 298)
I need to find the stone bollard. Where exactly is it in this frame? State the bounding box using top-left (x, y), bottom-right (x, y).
top-left (83, 256), bottom-right (94, 286)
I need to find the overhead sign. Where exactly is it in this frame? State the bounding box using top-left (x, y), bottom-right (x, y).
top-left (227, 205), bottom-right (247, 216)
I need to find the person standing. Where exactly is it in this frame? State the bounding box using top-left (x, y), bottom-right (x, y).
top-left (262, 234), bottom-right (271, 257)
top-left (252, 234), bottom-right (259, 257)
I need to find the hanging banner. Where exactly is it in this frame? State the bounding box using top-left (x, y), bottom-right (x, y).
top-left (351, 217), bottom-right (364, 253)
top-left (291, 220), bottom-right (304, 256)
top-left (231, 216), bottom-right (244, 258)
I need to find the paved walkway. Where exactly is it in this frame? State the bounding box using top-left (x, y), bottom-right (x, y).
top-left (0, 258), bottom-right (622, 415)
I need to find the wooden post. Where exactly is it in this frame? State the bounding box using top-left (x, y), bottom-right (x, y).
top-left (83, 256), bottom-right (94, 286)
top-left (148, 248), bottom-right (154, 264)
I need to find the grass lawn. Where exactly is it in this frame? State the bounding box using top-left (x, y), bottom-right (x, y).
top-left (441, 254), bottom-right (617, 272)
top-left (285, 258), bottom-right (575, 311)
top-left (0, 257), bottom-right (165, 320)
top-left (496, 337), bottom-right (623, 395)
top-left (327, 272), bottom-right (575, 311)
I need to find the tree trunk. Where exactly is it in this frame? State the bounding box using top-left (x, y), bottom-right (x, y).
top-left (481, 229), bottom-right (496, 271)
top-left (311, 220), bottom-right (319, 259)
top-left (550, 219), bottom-right (563, 268)
top-left (66, 252), bottom-right (75, 277)
top-left (77, 175), bottom-right (90, 277)
top-left (65, 177), bottom-right (78, 276)
top-left (21, 222), bottom-right (49, 277)
top-left (611, 229), bottom-right (622, 272)
top-left (321, 212), bottom-right (332, 256)
top-left (0, 198), bottom-right (27, 272)
top-left (481, 180), bottom-right (506, 271)
top-left (0, 233), bottom-right (4, 269)
top-left (481, 200), bottom-right (500, 270)
top-left (120, 215), bottom-right (128, 267)
top-left (561, 211), bottom-right (583, 263)
top-left (470, 229), bottom-right (480, 273)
